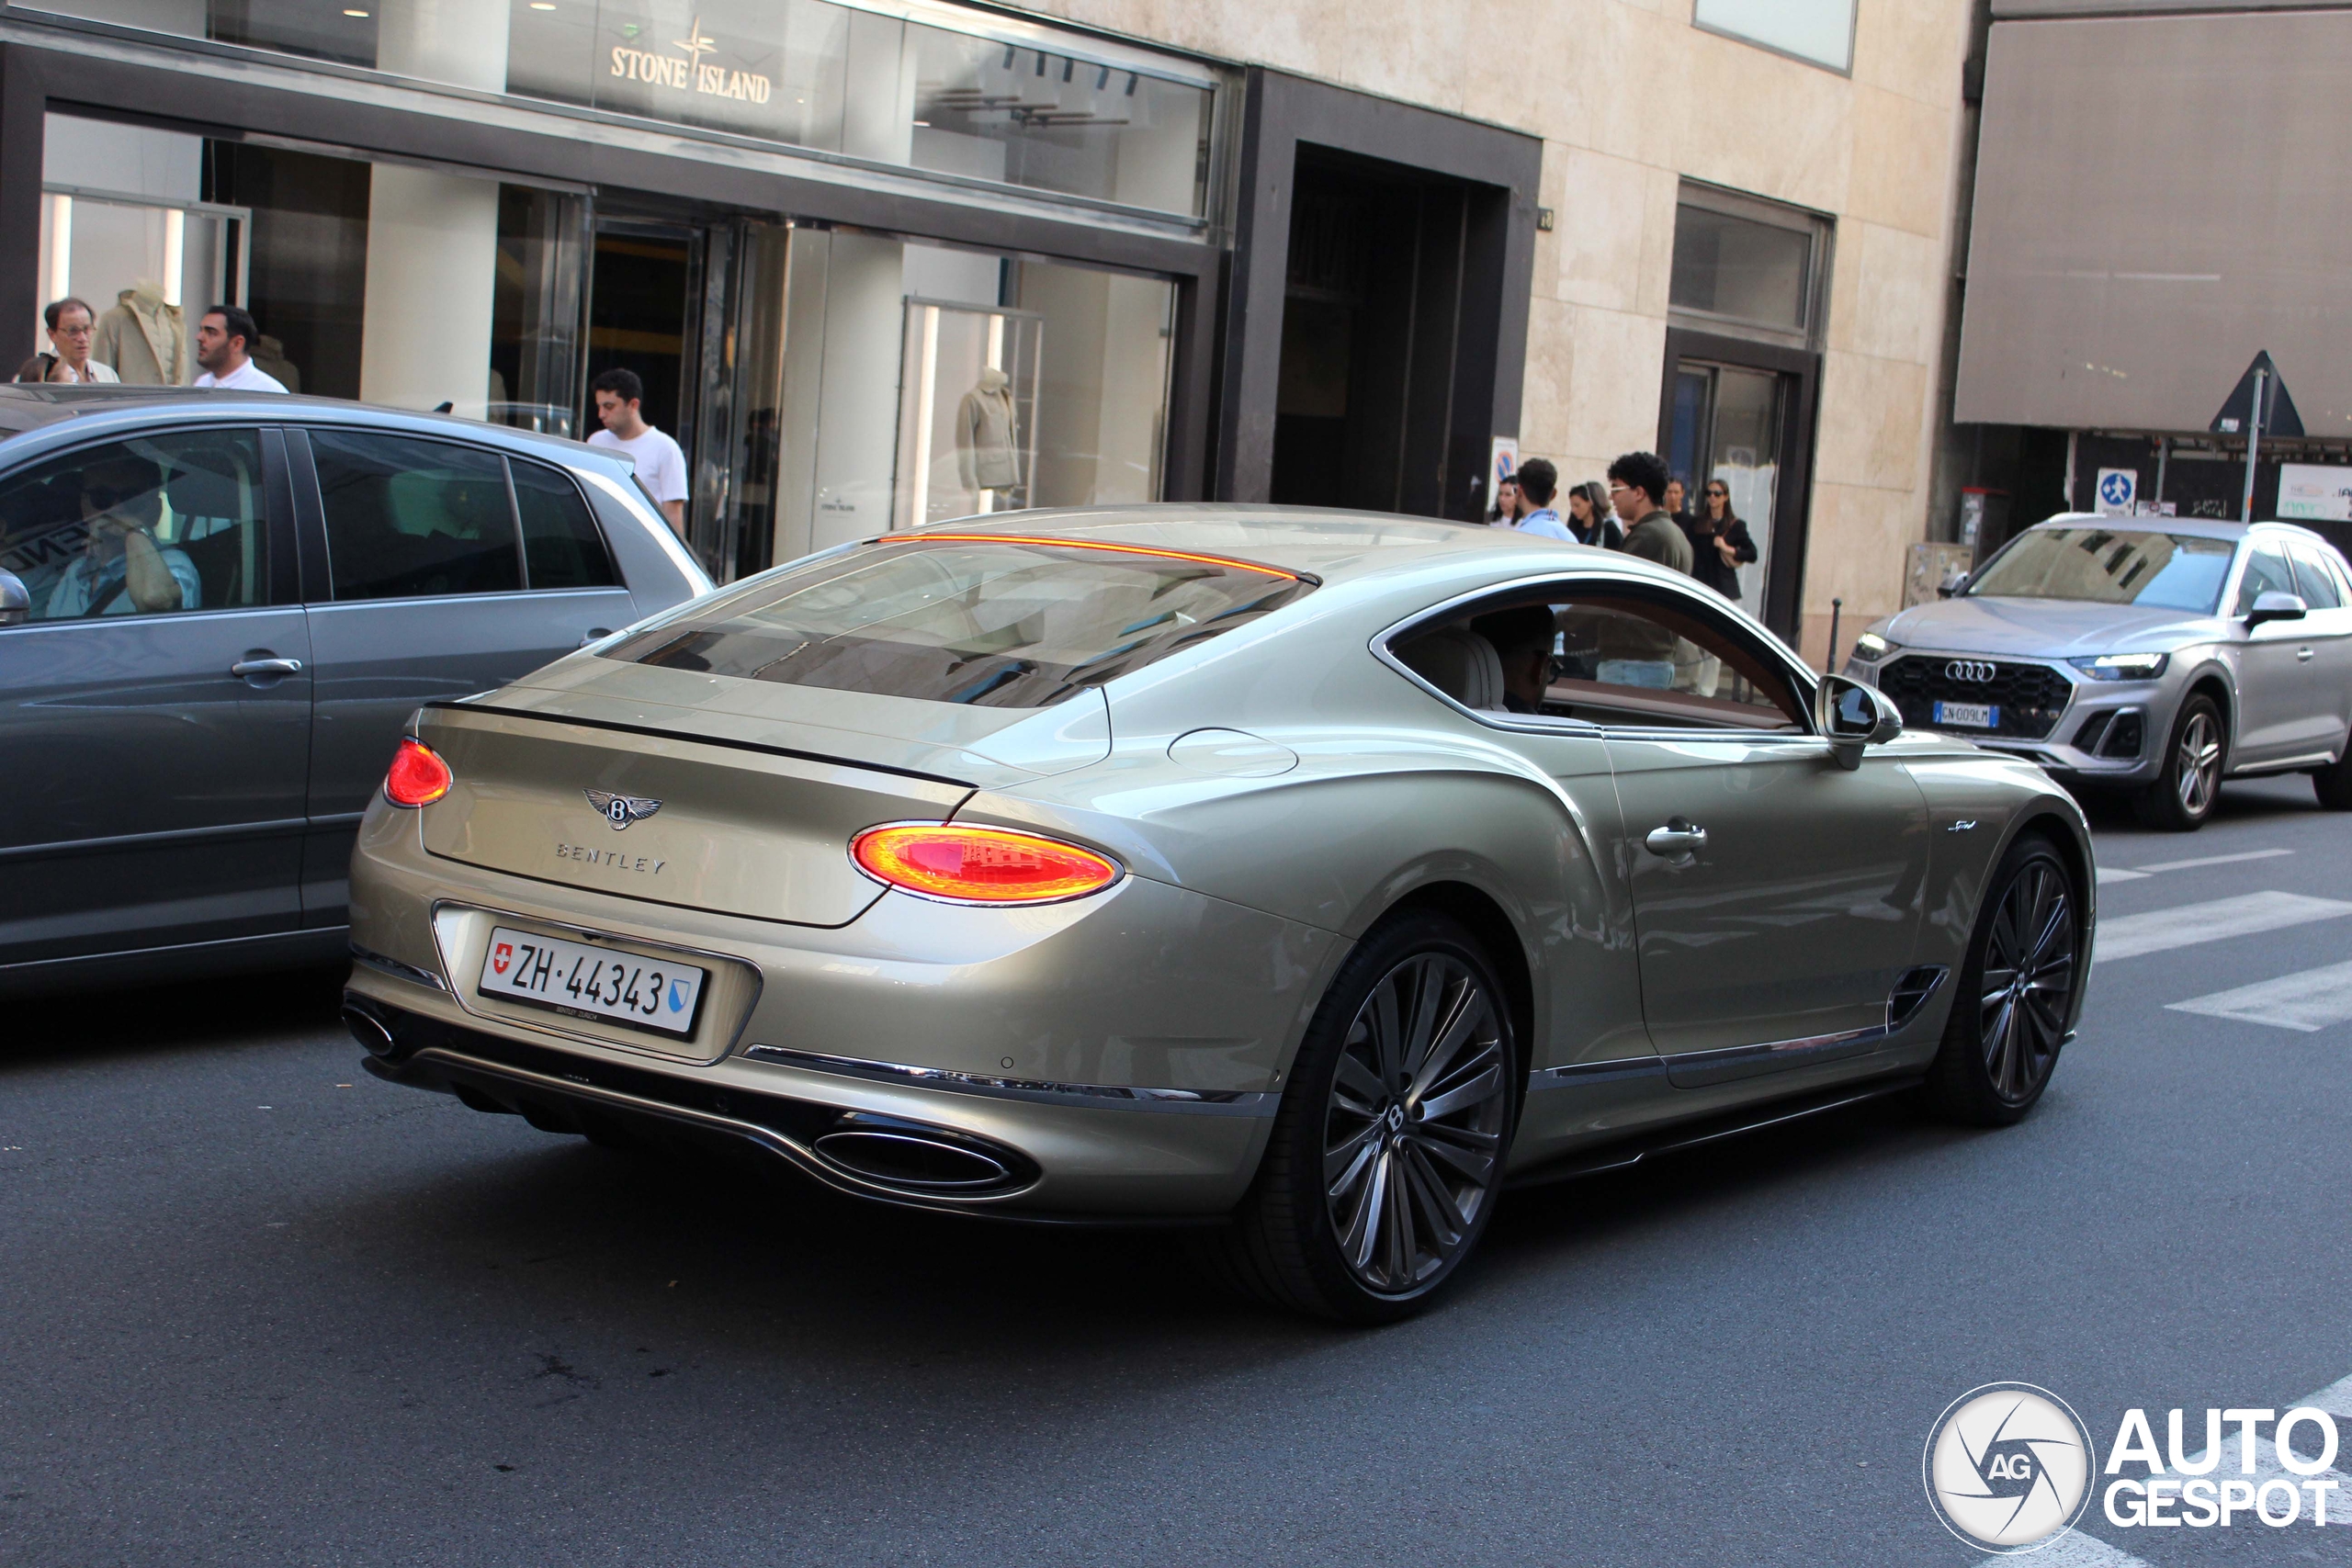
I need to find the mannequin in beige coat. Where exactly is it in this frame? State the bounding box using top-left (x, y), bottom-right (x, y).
top-left (91, 283), bottom-right (188, 386)
top-left (955, 366), bottom-right (1020, 503)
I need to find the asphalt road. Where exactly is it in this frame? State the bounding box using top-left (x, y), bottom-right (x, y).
top-left (7, 775), bottom-right (2352, 1567)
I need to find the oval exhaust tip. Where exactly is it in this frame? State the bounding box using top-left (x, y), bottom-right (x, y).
top-left (342, 1003), bottom-right (396, 1057)
top-left (814, 1129), bottom-right (1014, 1192)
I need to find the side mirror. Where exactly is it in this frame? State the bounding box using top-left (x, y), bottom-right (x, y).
top-left (1816, 674), bottom-right (1903, 770)
top-left (1937, 572), bottom-right (1969, 600)
top-left (2246, 590), bottom-right (2308, 627)
top-left (0, 568), bottom-right (28, 627)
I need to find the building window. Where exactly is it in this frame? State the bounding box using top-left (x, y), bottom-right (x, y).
top-left (1692, 0), bottom-right (1857, 74)
top-left (1668, 186), bottom-right (1830, 348)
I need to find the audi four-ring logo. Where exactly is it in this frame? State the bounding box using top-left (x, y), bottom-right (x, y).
top-left (1946, 660), bottom-right (1997, 683)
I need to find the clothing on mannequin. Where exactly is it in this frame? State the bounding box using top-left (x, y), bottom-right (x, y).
top-left (90, 282), bottom-right (187, 386)
top-left (956, 366), bottom-right (1020, 500)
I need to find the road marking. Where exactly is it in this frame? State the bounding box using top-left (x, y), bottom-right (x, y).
top-left (1977, 1531), bottom-right (2154, 1566)
top-left (2097, 867), bottom-right (2152, 885)
top-left (2098, 892), bottom-right (2352, 961)
top-left (2168, 959), bottom-right (2352, 1032)
top-left (2132, 847), bottom-right (2297, 874)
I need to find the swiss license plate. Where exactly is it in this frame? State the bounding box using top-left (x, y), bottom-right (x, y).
top-left (1933, 700), bottom-right (1999, 729)
top-left (478, 925), bottom-right (707, 1039)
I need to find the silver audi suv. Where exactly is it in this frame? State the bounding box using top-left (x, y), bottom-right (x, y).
top-left (1845, 515), bottom-right (2352, 829)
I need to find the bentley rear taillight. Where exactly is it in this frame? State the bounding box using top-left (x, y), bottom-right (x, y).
top-left (851, 824), bottom-right (1120, 905)
top-left (383, 738), bottom-right (452, 808)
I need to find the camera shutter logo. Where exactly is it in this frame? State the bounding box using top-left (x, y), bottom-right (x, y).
top-left (1923, 1383), bottom-right (2097, 1552)
top-left (1948, 660), bottom-right (1997, 684)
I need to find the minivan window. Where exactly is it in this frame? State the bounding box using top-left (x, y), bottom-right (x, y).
top-left (0, 429), bottom-right (269, 620)
top-left (605, 536), bottom-right (1313, 707)
top-left (1966, 527), bottom-right (2235, 614)
top-left (312, 431), bottom-right (522, 601)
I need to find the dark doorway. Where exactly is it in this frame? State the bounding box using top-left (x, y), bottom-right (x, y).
top-left (584, 221), bottom-right (700, 449)
top-left (1267, 149), bottom-right (1489, 519)
top-left (1657, 328), bottom-right (1820, 639)
top-left (202, 141), bottom-right (371, 400)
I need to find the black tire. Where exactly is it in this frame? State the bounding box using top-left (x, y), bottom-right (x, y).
top-left (2133, 693), bottom-right (2225, 831)
top-left (2312, 732), bottom-right (2352, 810)
top-left (1925, 833), bottom-right (2082, 1126)
top-left (1216, 911), bottom-right (1518, 1324)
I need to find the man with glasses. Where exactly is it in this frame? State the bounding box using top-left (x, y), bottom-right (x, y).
top-left (44, 452), bottom-right (199, 617)
top-left (1606, 451), bottom-right (1692, 575)
top-left (14, 298), bottom-right (119, 385)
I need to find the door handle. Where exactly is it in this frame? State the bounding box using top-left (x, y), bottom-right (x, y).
top-left (2299, 647), bottom-right (2315, 661)
top-left (1645, 820), bottom-right (1709, 858)
top-left (230, 657), bottom-right (303, 678)
top-left (578, 627), bottom-right (615, 648)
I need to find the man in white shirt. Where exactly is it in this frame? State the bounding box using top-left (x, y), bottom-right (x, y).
top-left (191, 306), bottom-right (289, 393)
top-left (586, 368), bottom-right (687, 535)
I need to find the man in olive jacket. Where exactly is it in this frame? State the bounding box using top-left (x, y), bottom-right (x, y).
top-left (1606, 450), bottom-right (1693, 574)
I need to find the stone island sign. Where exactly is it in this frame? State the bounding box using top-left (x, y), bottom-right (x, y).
top-left (609, 17), bottom-right (773, 104)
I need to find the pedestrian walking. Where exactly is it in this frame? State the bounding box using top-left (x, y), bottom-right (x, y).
top-left (1565, 480), bottom-right (1623, 549)
top-left (1662, 477), bottom-right (1696, 532)
top-left (587, 367), bottom-right (689, 535)
top-left (191, 306), bottom-right (288, 393)
top-left (1687, 478), bottom-right (1759, 601)
top-left (1505, 458), bottom-right (1573, 540)
top-left (1607, 451), bottom-right (1692, 573)
top-left (15, 298), bottom-right (119, 384)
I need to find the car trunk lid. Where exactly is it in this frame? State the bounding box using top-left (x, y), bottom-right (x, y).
top-left (412, 662), bottom-right (1109, 926)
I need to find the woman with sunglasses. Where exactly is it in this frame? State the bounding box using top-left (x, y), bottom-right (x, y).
top-left (1686, 479), bottom-right (1758, 601)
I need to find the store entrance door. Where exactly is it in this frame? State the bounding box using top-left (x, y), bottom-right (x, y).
top-left (1657, 330), bottom-right (1820, 641)
top-left (1267, 150), bottom-right (1496, 520)
top-left (583, 219), bottom-right (703, 474)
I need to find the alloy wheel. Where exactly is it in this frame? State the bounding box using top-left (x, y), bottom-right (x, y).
top-left (2177, 709), bottom-right (2222, 816)
top-left (1976, 859), bottom-right (2077, 1104)
top-left (1322, 953), bottom-right (1510, 1295)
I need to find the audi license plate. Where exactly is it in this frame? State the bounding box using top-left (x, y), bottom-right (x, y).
top-left (477, 926), bottom-right (707, 1039)
top-left (1933, 700), bottom-right (1999, 729)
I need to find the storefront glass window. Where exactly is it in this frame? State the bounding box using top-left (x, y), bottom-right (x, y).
top-left (26, 0), bottom-right (1213, 218)
top-left (747, 230), bottom-right (1172, 569)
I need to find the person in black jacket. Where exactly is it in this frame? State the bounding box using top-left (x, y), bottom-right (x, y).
top-left (1564, 481), bottom-right (1623, 548)
top-left (1686, 479), bottom-right (1759, 601)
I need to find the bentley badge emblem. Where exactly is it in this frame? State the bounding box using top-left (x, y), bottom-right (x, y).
top-left (584, 789), bottom-right (662, 830)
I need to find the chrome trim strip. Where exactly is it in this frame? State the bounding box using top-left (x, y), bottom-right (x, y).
top-left (1663, 1022), bottom-right (1888, 1073)
top-left (743, 1043), bottom-right (1279, 1117)
top-left (1529, 1056), bottom-right (1670, 1089)
top-left (349, 943), bottom-right (447, 992)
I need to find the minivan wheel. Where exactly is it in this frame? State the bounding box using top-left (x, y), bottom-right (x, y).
top-left (2134, 694), bottom-right (2224, 830)
top-left (1925, 834), bottom-right (2081, 1127)
top-left (1216, 911), bottom-right (1516, 1324)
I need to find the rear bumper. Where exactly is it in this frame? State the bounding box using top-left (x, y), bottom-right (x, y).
top-left (344, 798), bottom-right (1345, 1218)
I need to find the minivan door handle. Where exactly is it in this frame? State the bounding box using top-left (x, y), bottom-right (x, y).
top-left (1645, 820), bottom-right (1708, 859)
top-left (230, 656), bottom-right (303, 679)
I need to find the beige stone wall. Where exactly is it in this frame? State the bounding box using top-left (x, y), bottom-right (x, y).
top-left (1034, 0), bottom-right (1975, 665)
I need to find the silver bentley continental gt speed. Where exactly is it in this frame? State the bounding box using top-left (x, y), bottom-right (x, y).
top-left (343, 510), bottom-right (2097, 1322)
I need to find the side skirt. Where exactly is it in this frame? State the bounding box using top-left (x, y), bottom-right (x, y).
top-left (1503, 1073), bottom-right (1926, 1191)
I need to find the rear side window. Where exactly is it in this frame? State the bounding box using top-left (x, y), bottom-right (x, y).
top-left (605, 536), bottom-right (1314, 706)
top-left (312, 431), bottom-right (521, 601)
top-left (513, 458), bottom-right (616, 589)
top-left (0, 428), bottom-right (269, 620)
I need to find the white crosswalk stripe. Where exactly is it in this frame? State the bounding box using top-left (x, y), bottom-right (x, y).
top-left (2097, 891), bottom-right (2352, 961)
top-left (2168, 958), bottom-right (2352, 1032)
top-left (2096, 847), bottom-right (2294, 886)
top-left (1976, 1529), bottom-right (2154, 1566)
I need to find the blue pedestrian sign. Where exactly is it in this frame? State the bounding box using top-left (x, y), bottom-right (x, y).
top-left (2096, 468), bottom-right (2136, 515)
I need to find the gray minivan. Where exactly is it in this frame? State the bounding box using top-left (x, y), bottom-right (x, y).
top-left (0, 387), bottom-right (709, 996)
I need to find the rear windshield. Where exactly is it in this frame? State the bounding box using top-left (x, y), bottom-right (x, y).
top-left (1967, 527), bottom-right (2235, 614)
top-left (604, 536), bottom-right (1314, 706)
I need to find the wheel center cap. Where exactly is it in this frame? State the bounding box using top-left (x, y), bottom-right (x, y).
top-left (1385, 1102), bottom-right (1407, 1134)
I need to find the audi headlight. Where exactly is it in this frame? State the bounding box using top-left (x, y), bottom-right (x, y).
top-left (2068, 651), bottom-right (2169, 681)
top-left (1850, 632), bottom-right (1896, 661)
